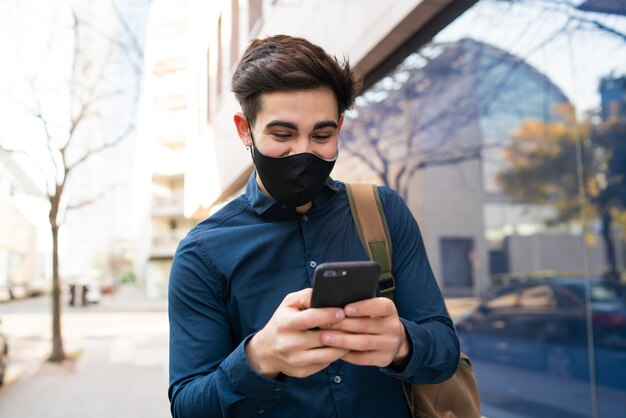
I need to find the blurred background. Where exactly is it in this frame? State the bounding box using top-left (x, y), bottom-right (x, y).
top-left (0, 0), bottom-right (625, 417)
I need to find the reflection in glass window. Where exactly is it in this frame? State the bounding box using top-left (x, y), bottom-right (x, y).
top-left (336, 0), bottom-right (626, 416)
top-left (484, 289), bottom-right (518, 310)
top-left (519, 284), bottom-right (556, 308)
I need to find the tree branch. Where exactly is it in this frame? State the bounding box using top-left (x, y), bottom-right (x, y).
top-left (66, 123), bottom-right (135, 173)
top-left (110, 0), bottom-right (145, 60)
top-left (0, 144), bottom-right (50, 195)
top-left (64, 185), bottom-right (116, 212)
top-left (78, 19), bottom-right (143, 75)
top-left (341, 138), bottom-right (384, 183)
top-left (65, 87), bottom-right (129, 148)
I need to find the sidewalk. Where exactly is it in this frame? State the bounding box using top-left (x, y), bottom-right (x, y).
top-left (0, 287), bottom-right (479, 418)
top-left (0, 285), bottom-right (171, 418)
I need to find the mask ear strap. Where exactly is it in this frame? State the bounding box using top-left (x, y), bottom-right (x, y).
top-left (245, 114), bottom-right (256, 156)
top-left (248, 131), bottom-right (255, 157)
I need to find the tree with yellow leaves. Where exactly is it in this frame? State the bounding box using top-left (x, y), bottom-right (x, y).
top-left (497, 102), bottom-right (625, 281)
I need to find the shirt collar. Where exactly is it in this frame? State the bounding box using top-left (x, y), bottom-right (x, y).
top-left (245, 172), bottom-right (339, 216)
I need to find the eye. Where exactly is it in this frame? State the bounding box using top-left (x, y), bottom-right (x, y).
top-left (272, 132), bottom-right (292, 140)
top-left (313, 133), bottom-right (333, 142)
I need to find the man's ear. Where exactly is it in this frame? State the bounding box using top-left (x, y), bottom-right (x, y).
top-left (337, 115), bottom-right (344, 135)
top-left (233, 112), bottom-right (252, 147)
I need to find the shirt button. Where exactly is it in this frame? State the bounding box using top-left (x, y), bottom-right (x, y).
top-left (302, 215), bottom-right (309, 221)
top-left (309, 260), bottom-right (317, 268)
top-left (258, 409), bottom-right (265, 414)
top-left (281, 204), bottom-right (287, 209)
top-left (333, 375), bottom-right (342, 384)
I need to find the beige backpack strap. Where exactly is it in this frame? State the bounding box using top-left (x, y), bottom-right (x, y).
top-left (346, 183), bottom-right (396, 300)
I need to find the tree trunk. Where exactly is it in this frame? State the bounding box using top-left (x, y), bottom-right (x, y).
top-left (49, 196), bottom-right (66, 362)
top-left (600, 207), bottom-right (619, 282)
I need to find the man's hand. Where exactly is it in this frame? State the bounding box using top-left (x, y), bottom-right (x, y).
top-left (245, 288), bottom-right (349, 379)
top-left (319, 297), bottom-right (410, 369)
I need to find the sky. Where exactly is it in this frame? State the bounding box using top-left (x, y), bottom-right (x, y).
top-left (0, 0), bottom-right (150, 279)
top-left (436, 0), bottom-right (626, 115)
top-left (1, 0), bottom-right (625, 278)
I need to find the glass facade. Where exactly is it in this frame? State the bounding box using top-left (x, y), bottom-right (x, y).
top-left (336, 1), bottom-right (626, 417)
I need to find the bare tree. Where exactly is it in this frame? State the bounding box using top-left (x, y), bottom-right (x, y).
top-left (0, 1), bottom-right (145, 362)
top-left (340, 0), bottom-right (626, 203)
top-left (341, 39), bottom-right (555, 199)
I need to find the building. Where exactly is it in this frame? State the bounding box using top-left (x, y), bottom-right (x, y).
top-left (136, 0), bottom-right (478, 297)
top-left (135, 1), bottom-right (626, 416)
top-left (135, 0), bottom-right (220, 297)
top-left (57, 0), bottom-right (150, 287)
top-left (0, 148), bottom-right (45, 299)
top-left (336, 38), bottom-right (584, 295)
top-left (600, 75), bottom-right (626, 122)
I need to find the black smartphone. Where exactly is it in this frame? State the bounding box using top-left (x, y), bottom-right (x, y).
top-left (310, 261), bottom-right (380, 308)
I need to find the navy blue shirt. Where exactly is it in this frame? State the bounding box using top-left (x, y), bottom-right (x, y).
top-left (168, 174), bottom-right (459, 418)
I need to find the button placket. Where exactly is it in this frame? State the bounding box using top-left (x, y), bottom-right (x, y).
top-left (300, 210), bottom-right (317, 285)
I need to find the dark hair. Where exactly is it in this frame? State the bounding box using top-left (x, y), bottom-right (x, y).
top-left (232, 35), bottom-right (361, 126)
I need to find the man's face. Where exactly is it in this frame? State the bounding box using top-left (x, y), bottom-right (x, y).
top-left (239, 87), bottom-right (342, 160)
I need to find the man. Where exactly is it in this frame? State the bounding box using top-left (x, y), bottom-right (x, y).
top-left (168, 35), bottom-right (459, 418)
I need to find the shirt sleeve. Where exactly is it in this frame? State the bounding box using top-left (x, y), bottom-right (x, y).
top-left (375, 186), bottom-right (460, 384)
top-left (168, 234), bottom-right (287, 418)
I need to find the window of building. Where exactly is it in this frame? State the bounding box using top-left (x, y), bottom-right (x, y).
top-left (216, 14), bottom-right (223, 99)
top-left (337, 1), bottom-right (626, 416)
top-left (248, 0), bottom-right (262, 36)
top-left (206, 49), bottom-right (211, 122)
top-left (231, 0), bottom-right (239, 68)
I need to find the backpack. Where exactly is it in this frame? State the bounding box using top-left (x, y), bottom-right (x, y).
top-left (346, 183), bottom-right (481, 418)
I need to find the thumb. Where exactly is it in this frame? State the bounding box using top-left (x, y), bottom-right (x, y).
top-left (281, 288), bottom-right (313, 310)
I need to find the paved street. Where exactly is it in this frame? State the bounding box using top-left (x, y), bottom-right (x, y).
top-left (0, 287), bottom-right (500, 418)
top-left (0, 285), bottom-right (170, 418)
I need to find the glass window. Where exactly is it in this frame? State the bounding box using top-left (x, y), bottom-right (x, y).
top-left (484, 289), bottom-right (518, 310)
top-left (519, 284), bottom-right (555, 308)
top-left (337, 1), bottom-right (626, 416)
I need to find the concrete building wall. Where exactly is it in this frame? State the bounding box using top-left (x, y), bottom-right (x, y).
top-left (191, 0), bottom-right (462, 215)
top-left (507, 233), bottom-right (612, 278)
top-left (136, 0), bottom-right (476, 297)
top-left (0, 198), bottom-right (37, 289)
top-left (0, 150), bottom-right (46, 295)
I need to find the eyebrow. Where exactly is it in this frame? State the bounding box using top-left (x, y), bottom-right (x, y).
top-left (264, 120), bottom-right (338, 131)
top-left (265, 120), bottom-right (297, 130)
top-left (313, 121), bottom-right (338, 130)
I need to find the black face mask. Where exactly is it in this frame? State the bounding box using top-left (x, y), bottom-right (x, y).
top-left (250, 140), bottom-right (337, 208)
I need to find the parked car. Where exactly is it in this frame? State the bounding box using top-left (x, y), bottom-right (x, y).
top-left (27, 279), bottom-right (52, 297)
top-left (0, 319), bottom-right (8, 385)
top-left (456, 278), bottom-right (626, 387)
top-left (0, 287), bottom-right (10, 303)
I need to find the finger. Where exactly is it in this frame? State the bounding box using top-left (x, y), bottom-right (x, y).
top-left (275, 328), bottom-right (350, 352)
top-left (344, 297), bottom-right (396, 317)
top-left (288, 346), bottom-right (350, 367)
top-left (289, 307), bottom-right (345, 331)
top-left (320, 331), bottom-right (392, 352)
top-left (281, 288), bottom-right (313, 309)
top-left (281, 347), bottom-right (349, 369)
top-left (326, 317), bottom-right (382, 334)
